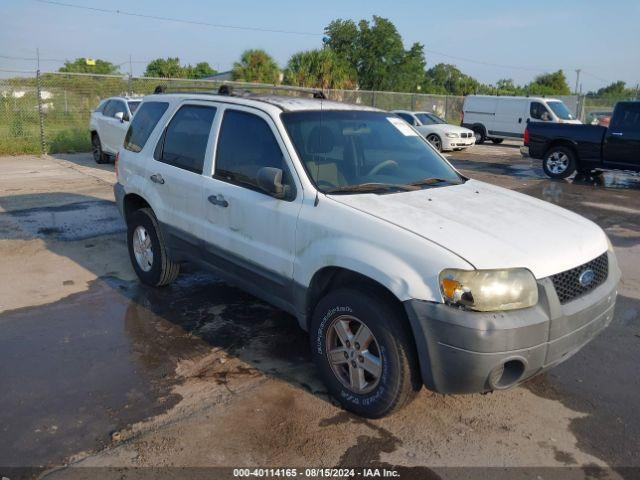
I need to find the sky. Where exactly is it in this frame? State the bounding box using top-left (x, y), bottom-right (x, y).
top-left (1, 0), bottom-right (639, 92)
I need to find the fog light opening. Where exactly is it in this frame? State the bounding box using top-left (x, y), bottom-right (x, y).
top-left (489, 359), bottom-right (525, 389)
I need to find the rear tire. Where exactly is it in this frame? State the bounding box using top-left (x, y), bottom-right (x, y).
top-left (491, 138), bottom-right (504, 144)
top-left (127, 208), bottom-right (179, 287)
top-left (92, 133), bottom-right (108, 164)
top-left (542, 146), bottom-right (577, 179)
top-left (473, 126), bottom-right (486, 144)
top-left (310, 288), bottom-right (420, 418)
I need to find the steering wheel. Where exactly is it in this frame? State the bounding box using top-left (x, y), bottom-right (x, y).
top-left (366, 160), bottom-right (399, 177)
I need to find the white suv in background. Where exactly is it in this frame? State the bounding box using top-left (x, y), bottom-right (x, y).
top-left (89, 96), bottom-right (141, 163)
top-left (392, 110), bottom-right (475, 151)
top-left (113, 88), bottom-right (619, 418)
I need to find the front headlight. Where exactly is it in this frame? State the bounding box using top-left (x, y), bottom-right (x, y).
top-left (439, 268), bottom-right (538, 311)
top-left (445, 132), bottom-right (460, 138)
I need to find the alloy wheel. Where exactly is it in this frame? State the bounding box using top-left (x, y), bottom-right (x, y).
top-left (546, 151), bottom-right (570, 175)
top-left (427, 134), bottom-right (442, 151)
top-left (326, 315), bottom-right (382, 395)
top-left (132, 225), bottom-right (154, 272)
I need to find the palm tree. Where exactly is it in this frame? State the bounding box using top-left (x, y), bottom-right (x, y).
top-left (232, 49), bottom-right (280, 84)
top-left (283, 49), bottom-right (356, 90)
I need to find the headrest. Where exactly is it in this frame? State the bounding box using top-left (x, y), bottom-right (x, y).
top-left (306, 126), bottom-right (335, 155)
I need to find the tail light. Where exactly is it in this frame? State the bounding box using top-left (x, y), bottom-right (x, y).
top-left (114, 152), bottom-right (120, 181)
top-left (523, 127), bottom-right (530, 146)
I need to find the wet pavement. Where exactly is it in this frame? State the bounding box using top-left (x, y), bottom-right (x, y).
top-left (0, 148), bottom-right (639, 478)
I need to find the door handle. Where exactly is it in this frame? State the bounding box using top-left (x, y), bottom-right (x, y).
top-left (150, 173), bottom-right (165, 184)
top-left (208, 194), bottom-right (229, 208)
top-left (610, 132), bottom-right (623, 136)
top-left (518, 118), bottom-right (522, 123)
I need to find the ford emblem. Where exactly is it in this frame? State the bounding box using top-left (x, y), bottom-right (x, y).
top-left (578, 269), bottom-right (595, 287)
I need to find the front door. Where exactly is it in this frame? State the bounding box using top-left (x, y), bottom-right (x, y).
top-left (603, 102), bottom-right (640, 168)
top-left (200, 106), bottom-right (303, 307)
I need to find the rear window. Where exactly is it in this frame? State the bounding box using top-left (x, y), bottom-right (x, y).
top-left (124, 101), bottom-right (169, 153)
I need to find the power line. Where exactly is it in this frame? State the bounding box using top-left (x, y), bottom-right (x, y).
top-left (0, 53), bottom-right (66, 62)
top-left (34, 0), bottom-right (322, 37)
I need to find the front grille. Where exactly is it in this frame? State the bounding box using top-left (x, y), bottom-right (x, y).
top-left (551, 253), bottom-right (608, 304)
top-left (460, 132), bottom-right (470, 138)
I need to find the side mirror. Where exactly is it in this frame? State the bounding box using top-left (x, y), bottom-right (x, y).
top-left (257, 167), bottom-right (285, 198)
top-left (114, 111), bottom-right (125, 123)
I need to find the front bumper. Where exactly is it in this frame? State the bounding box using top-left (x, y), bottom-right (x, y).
top-left (404, 251), bottom-right (620, 394)
top-left (114, 182), bottom-right (125, 217)
top-left (443, 137), bottom-right (475, 150)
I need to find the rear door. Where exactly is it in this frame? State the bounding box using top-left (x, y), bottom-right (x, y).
top-left (200, 105), bottom-right (303, 307)
top-left (603, 103), bottom-right (640, 168)
top-left (146, 101), bottom-right (218, 252)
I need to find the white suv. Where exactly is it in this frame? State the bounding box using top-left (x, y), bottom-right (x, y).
top-left (114, 89), bottom-right (620, 418)
top-left (90, 96), bottom-right (141, 163)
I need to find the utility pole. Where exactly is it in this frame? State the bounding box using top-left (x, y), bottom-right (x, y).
top-left (574, 69), bottom-right (581, 95)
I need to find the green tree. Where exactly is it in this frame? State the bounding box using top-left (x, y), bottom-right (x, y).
top-left (422, 64), bottom-right (485, 95)
top-left (232, 49), bottom-right (280, 84)
top-left (595, 81), bottom-right (628, 97)
top-left (144, 57), bottom-right (184, 78)
top-left (283, 49), bottom-right (356, 90)
top-left (58, 58), bottom-right (119, 75)
top-left (144, 58), bottom-right (216, 79)
top-left (494, 78), bottom-right (523, 95)
top-left (184, 62), bottom-right (216, 79)
top-left (526, 70), bottom-right (571, 95)
top-left (324, 16), bottom-right (426, 92)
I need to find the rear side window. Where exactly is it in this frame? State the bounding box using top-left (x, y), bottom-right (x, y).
top-left (396, 112), bottom-right (415, 125)
top-left (102, 100), bottom-right (115, 117)
top-left (215, 110), bottom-right (290, 195)
top-left (128, 101), bottom-right (141, 114)
top-left (156, 105), bottom-right (217, 174)
top-left (611, 103), bottom-right (640, 132)
top-left (124, 101), bottom-right (169, 153)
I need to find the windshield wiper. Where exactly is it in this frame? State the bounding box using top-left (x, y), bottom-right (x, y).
top-left (405, 177), bottom-right (460, 188)
top-left (324, 182), bottom-right (419, 194)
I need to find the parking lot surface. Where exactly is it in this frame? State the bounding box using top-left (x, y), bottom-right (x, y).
top-left (1, 141), bottom-right (639, 479)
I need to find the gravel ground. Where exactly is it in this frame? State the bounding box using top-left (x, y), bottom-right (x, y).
top-left (1, 142), bottom-right (638, 480)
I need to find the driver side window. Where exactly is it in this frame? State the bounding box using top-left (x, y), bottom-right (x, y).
top-left (530, 102), bottom-right (551, 121)
top-left (214, 109), bottom-right (295, 200)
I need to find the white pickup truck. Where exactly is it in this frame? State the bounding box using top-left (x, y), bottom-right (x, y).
top-left (89, 96), bottom-right (141, 163)
top-left (113, 88), bottom-right (620, 418)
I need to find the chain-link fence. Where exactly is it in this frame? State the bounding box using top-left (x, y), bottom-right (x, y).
top-left (0, 70), bottom-right (635, 156)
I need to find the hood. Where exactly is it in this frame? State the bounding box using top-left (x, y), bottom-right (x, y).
top-left (417, 124), bottom-right (473, 135)
top-left (329, 179), bottom-right (607, 279)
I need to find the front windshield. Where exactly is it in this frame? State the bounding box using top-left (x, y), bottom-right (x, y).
top-left (281, 110), bottom-right (462, 193)
top-left (546, 101), bottom-right (574, 120)
top-left (416, 113), bottom-right (445, 125)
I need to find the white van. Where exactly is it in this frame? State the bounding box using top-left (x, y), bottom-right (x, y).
top-left (462, 95), bottom-right (580, 144)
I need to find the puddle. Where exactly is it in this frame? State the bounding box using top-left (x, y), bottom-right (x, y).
top-left (0, 271), bottom-right (315, 469)
top-left (0, 199), bottom-right (125, 241)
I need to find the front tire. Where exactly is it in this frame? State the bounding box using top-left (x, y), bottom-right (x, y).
top-left (310, 288), bottom-right (420, 418)
top-left (542, 146), bottom-right (577, 179)
top-left (426, 134), bottom-right (442, 152)
top-left (127, 208), bottom-right (179, 287)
